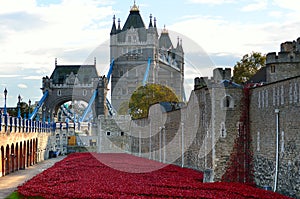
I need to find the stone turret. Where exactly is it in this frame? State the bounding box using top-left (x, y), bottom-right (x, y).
top-left (266, 37), bottom-right (300, 83)
top-left (213, 68), bottom-right (231, 83)
top-left (280, 37), bottom-right (300, 52)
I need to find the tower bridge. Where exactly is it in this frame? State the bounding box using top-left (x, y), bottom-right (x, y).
top-left (110, 2), bottom-right (185, 110)
top-left (0, 2), bottom-right (300, 197)
top-left (0, 1), bottom-right (186, 180)
top-left (0, 59), bottom-right (109, 177)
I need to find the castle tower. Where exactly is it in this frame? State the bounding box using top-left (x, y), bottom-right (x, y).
top-left (266, 37), bottom-right (300, 83)
top-left (110, 2), bottom-right (184, 111)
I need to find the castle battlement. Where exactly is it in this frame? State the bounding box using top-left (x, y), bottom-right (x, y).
top-left (266, 51), bottom-right (300, 64)
top-left (280, 37), bottom-right (300, 52)
top-left (266, 37), bottom-right (300, 65)
top-left (194, 77), bottom-right (207, 89)
top-left (194, 68), bottom-right (233, 89)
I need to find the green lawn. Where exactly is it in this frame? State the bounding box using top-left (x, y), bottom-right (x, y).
top-left (6, 191), bottom-right (44, 199)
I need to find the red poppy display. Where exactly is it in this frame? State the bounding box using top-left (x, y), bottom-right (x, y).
top-left (18, 153), bottom-right (291, 199)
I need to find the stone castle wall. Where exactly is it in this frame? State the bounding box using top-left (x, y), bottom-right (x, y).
top-left (97, 79), bottom-right (244, 182)
top-left (211, 87), bottom-right (243, 181)
top-left (250, 76), bottom-right (300, 198)
top-left (96, 62), bottom-right (300, 197)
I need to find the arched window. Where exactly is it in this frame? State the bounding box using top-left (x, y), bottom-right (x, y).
top-left (225, 96), bottom-right (230, 107)
top-left (222, 95), bottom-right (234, 109)
top-left (83, 89), bottom-right (87, 96)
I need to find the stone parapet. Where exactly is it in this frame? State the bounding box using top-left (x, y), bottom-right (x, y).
top-left (266, 51), bottom-right (300, 64)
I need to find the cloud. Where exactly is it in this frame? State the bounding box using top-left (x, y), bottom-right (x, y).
top-left (0, 0), bottom-right (36, 15)
top-left (22, 76), bottom-right (43, 80)
top-left (0, 75), bottom-right (22, 78)
top-left (268, 11), bottom-right (283, 18)
top-left (0, 0), bottom-right (114, 76)
top-left (272, 0), bottom-right (300, 11)
top-left (241, 0), bottom-right (267, 12)
top-left (180, 15), bottom-right (198, 20)
top-left (0, 11), bottom-right (44, 31)
top-left (169, 14), bottom-right (300, 60)
top-left (186, 0), bottom-right (235, 5)
top-left (271, 0), bottom-right (300, 23)
top-left (18, 84), bottom-right (28, 89)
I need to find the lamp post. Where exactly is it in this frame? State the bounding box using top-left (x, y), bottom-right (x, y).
top-left (3, 88), bottom-right (7, 116)
top-left (28, 99), bottom-right (31, 118)
top-left (163, 126), bottom-right (166, 163)
top-left (159, 127), bottom-right (162, 162)
top-left (3, 88), bottom-right (8, 131)
top-left (17, 95), bottom-right (21, 118)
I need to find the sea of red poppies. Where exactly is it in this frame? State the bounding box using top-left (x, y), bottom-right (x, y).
top-left (18, 153), bottom-right (291, 199)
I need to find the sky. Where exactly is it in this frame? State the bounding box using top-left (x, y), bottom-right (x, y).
top-left (0, 0), bottom-right (300, 107)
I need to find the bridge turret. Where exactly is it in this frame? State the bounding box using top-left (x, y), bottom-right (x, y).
top-left (42, 76), bottom-right (51, 91)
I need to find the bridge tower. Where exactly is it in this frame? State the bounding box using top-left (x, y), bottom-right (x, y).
top-left (41, 60), bottom-right (108, 122)
top-left (110, 2), bottom-right (185, 111)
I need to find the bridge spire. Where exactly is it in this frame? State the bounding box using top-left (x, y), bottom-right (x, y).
top-left (55, 58), bottom-right (57, 66)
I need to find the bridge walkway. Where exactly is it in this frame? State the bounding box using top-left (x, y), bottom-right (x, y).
top-left (0, 155), bottom-right (65, 199)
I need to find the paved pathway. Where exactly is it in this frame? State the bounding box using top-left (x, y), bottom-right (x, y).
top-left (0, 156), bottom-right (65, 199)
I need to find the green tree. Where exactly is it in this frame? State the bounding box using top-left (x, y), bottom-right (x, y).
top-left (7, 102), bottom-right (32, 117)
top-left (232, 52), bottom-right (266, 84)
top-left (129, 83), bottom-right (179, 119)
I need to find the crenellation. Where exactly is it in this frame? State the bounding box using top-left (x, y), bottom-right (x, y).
top-left (194, 77), bottom-right (211, 89)
top-left (266, 37), bottom-right (300, 84)
top-left (280, 41), bottom-right (294, 52)
top-left (280, 37), bottom-right (300, 53)
top-left (266, 52), bottom-right (277, 64)
top-left (266, 51), bottom-right (300, 64)
top-left (297, 37), bottom-right (300, 51)
top-left (213, 68), bottom-right (232, 83)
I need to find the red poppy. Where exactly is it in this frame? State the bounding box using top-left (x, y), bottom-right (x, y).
top-left (18, 153), bottom-right (291, 199)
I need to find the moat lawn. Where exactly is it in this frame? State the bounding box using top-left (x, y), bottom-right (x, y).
top-left (12, 153), bottom-right (291, 199)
